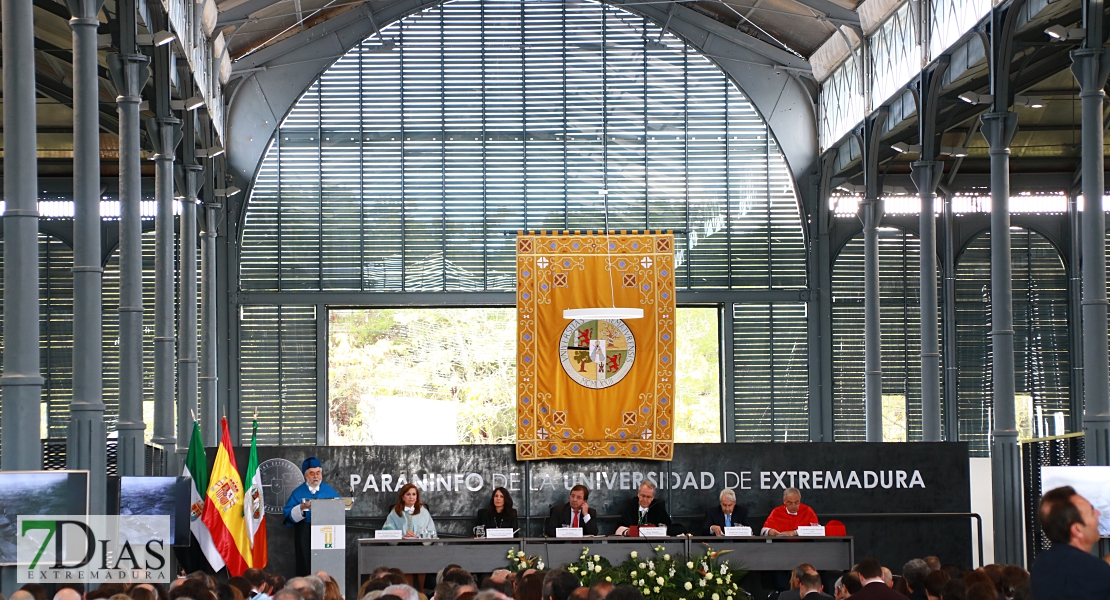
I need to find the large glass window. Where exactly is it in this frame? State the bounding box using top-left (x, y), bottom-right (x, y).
top-left (327, 307), bottom-right (721, 444)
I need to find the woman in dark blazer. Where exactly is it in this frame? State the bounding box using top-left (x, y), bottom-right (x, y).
top-left (476, 486), bottom-right (519, 532)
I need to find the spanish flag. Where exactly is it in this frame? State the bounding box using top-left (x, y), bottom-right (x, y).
top-left (200, 418), bottom-right (251, 575)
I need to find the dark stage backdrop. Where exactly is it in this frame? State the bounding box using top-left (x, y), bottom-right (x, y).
top-left (208, 443), bottom-right (970, 597)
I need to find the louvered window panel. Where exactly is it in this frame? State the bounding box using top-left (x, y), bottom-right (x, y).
top-left (0, 222), bottom-right (198, 445)
top-left (956, 229), bottom-right (1070, 456)
top-left (819, 54), bottom-right (864, 150)
top-left (732, 303), bottom-right (809, 441)
top-left (832, 229), bottom-right (942, 442)
top-left (239, 306), bottom-right (318, 444)
top-left (241, 0), bottom-right (806, 294)
top-left (0, 234), bottom-right (74, 440)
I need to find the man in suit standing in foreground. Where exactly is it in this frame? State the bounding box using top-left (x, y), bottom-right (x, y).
top-left (1030, 485), bottom-right (1110, 599)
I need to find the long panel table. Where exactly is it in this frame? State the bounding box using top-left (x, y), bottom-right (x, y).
top-left (357, 536), bottom-right (853, 580)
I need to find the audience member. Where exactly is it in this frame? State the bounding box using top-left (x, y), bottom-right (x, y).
top-left (880, 568), bottom-right (893, 588)
top-left (516, 571), bottom-right (545, 600)
top-left (475, 592), bottom-right (510, 600)
top-left (217, 584), bottom-right (244, 600)
top-left (382, 586), bottom-right (419, 600)
top-left (456, 592), bottom-right (477, 600)
top-left (568, 590), bottom-right (588, 600)
top-left (20, 584), bottom-right (47, 600)
top-left (130, 588), bottom-right (156, 600)
top-left (55, 588), bottom-right (83, 600)
top-left (902, 559), bottom-right (929, 600)
top-left (434, 583), bottom-right (459, 600)
top-left (228, 578), bottom-right (254, 599)
top-left (851, 558), bottom-right (905, 600)
top-left (891, 578), bottom-right (908, 596)
top-left (939, 580), bottom-right (965, 600)
top-left (963, 583), bottom-right (994, 600)
top-left (480, 577), bottom-right (515, 599)
top-left (921, 569), bottom-right (949, 600)
top-left (273, 589), bottom-right (304, 600)
top-left (601, 587), bottom-right (641, 600)
top-left (841, 572), bottom-right (863, 596)
top-left (56, 585), bottom-right (85, 600)
top-left (799, 573), bottom-right (831, 599)
top-left (443, 570), bottom-right (478, 590)
top-left (362, 579), bottom-right (392, 600)
top-left (324, 578), bottom-right (343, 600)
top-left (1000, 565), bottom-right (1028, 597)
top-left (922, 558), bottom-right (941, 573)
top-left (586, 581), bottom-right (613, 600)
top-left (245, 569), bottom-right (274, 600)
top-left (541, 569), bottom-right (580, 600)
top-left (1031, 486), bottom-right (1110, 599)
top-left (781, 564), bottom-right (819, 600)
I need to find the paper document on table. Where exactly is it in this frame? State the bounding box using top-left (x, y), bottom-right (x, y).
top-left (555, 528), bottom-right (584, 538)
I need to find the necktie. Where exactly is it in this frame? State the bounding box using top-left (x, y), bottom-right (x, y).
top-left (639, 510), bottom-right (645, 525)
top-left (725, 514), bottom-right (731, 528)
top-left (572, 510), bottom-right (579, 528)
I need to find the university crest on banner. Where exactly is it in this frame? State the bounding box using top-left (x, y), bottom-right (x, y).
top-left (516, 231), bottom-right (677, 460)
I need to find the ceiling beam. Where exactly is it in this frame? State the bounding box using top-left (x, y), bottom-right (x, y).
top-left (788, 0), bottom-right (860, 25)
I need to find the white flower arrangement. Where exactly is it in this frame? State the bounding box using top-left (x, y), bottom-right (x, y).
top-left (684, 583), bottom-right (693, 591)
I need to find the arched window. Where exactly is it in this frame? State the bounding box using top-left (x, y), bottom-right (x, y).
top-left (832, 228), bottom-right (938, 442)
top-left (237, 0), bottom-right (808, 443)
top-left (956, 228), bottom-right (1070, 456)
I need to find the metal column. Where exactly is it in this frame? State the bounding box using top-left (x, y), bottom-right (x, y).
top-left (982, 0), bottom-right (1025, 564)
top-left (1, 0), bottom-right (43, 470)
top-left (860, 111), bottom-right (887, 442)
top-left (66, 0), bottom-right (107, 514)
top-left (201, 198), bottom-right (220, 444)
top-left (106, 0), bottom-right (149, 476)
top-left (913, 161), bottom-right (943, 441)
top-left (941, 190), bottom-right (960, 440)
top-left (149, 114), bottom-right (181, 471)
top-left (1070, 28), bottom-right (1110, 464)
top-left (981, 109), bottom-right (1022, 565)
top-left (178, 163), bottom-right (201, 468)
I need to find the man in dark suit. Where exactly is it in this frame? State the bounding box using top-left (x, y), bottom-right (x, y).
top-left (798, 573), bottom-right (833, 600)
top-left (702, 488), bottom-right (750, 536)
top-left (544, 484), bottom-right (599, 536)
top-left (777, 564), bottom-right (817, 600)
top-left (849, 558), bottom-right (906, 600)
top-left (1030, 485), bottom-right (1110, 599)
top-left (615, 481), bottom-right (672, 535)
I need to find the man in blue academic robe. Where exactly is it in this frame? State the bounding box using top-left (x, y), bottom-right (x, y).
top-left (283, 456), bottom-right (340, 576)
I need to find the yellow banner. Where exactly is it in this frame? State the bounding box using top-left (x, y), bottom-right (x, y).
top-left (516, 232), bottom-right (676, 460)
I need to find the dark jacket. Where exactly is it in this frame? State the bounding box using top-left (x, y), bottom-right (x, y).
top-left (702, 504), bottom-right (751, 536)
top-left (1030, 542), bottom-right (1110, 600)
top-left (618, 498), bottom-right (673, 530)
top-left (544, 502), bottom-right (599, 536)
top-left (849, 581), bottom-right (911, 600)
top-left (475, 507), bottom-right (519, 532)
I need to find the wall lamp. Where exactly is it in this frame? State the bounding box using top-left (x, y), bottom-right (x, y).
top-left (939, 146), bottom-right (968, 157)
top-left (891, 142), bottom-right (921, 154)
top-left (137, 30), bottom-right (176, 46)
top-left (1014, 95), bottom-right (1045, 109)
top-left (198, 145), bottom-right (225, 158)
top-left (171, 95), bottom-right (206, 111)
top-left (958, 92), bottom-right (993, 105)
top-left (1045, 25), bottom-right (1085, 40)
top-left (214, 186), bottom-right (241, 197)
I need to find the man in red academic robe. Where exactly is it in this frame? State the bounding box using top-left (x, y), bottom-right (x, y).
top-left (762, 487), bottom-right (819, 536)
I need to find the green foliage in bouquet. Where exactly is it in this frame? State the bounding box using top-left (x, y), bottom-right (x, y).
top-left (507, 548), bottom-right (545, 572)
top-left (563, 545), bottom-right (749, 600)
top-left (565, 547), bottom-right (615, 586)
